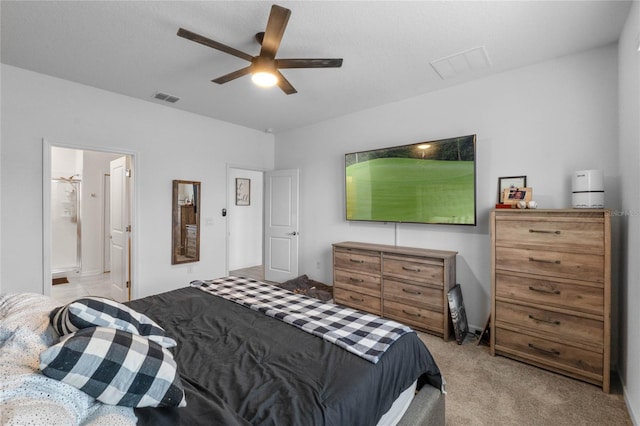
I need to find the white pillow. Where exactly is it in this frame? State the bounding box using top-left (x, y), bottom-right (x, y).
top-left (0, 293), bottom-right (100, 424)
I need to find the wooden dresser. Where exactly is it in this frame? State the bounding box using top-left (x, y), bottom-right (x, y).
top-left (179, 205), bottom-right (196, 255)
top-left (185, 224), bottom-right (198, 258)
top-left (490, 209), bottom-right (611, 392)
top-left (332, 241), bottom-right (457, 340)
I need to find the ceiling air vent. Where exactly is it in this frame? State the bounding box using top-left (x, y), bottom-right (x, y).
top-left (430, 46), bottom-right (492, 80)
top-left (153, 92), bottom-right (180, 103)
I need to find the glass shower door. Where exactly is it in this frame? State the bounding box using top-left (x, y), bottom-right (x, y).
top-left (51, 179), bottom-right (81, 273)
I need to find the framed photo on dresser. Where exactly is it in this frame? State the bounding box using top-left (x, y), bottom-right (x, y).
top-left (497, 176), bottom-right (527, 203)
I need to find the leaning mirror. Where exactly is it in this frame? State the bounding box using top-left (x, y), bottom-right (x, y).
top-left (172, 180), bottom-right (201, 264)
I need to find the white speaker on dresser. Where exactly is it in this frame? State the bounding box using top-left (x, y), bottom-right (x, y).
top-left (572, 169), bottom-right (604, 208)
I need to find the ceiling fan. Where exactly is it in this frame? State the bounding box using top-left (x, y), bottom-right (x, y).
top-left (177, 4), bottom-right (343, 95)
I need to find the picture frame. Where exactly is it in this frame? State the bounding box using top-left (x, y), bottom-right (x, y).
top-left (503, 187), bottom-right (533, 205)
top-left (497, 176), bottom-right (527, 203)
top-left (235, 178), bottom-right (250, 206)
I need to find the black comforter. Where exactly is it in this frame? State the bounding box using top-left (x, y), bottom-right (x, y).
top-left (127, 286), bottom-right (442, 426)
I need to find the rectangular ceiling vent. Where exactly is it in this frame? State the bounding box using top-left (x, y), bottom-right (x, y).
top-left (153, 92), bottom-right (180, 103)
top-left (430, 46), bottom-right (492, 80)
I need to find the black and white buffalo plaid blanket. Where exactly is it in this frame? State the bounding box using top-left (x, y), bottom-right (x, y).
top-left (191, 276), bottom-right (413, 364)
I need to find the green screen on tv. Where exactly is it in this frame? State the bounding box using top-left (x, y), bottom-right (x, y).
top-left (345, 135), bottom-right (476, 225)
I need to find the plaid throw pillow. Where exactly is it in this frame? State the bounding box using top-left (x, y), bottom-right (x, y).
top-left (40, 327), bottom-right (187, 408)
top-left (50, 297), bottom-right (176, 348)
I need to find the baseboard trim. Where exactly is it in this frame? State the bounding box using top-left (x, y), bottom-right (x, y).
top-left (621, 371), bottom-right (638, 425)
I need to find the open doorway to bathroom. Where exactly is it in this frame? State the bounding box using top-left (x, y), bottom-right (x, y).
top-left (47, 145), bottom-right (133, 304)
top-left (227, 167), bottom-right (265, 281)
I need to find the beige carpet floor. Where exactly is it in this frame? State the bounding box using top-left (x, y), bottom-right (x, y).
top-left (417, 332), bottom-right (632, 426)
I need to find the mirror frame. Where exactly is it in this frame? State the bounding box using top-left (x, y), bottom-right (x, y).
top-left (172, 180), bottom-right (201, 265)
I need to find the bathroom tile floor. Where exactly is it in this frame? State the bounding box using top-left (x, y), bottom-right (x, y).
top-left (50, 272), bottom-right (118, 305)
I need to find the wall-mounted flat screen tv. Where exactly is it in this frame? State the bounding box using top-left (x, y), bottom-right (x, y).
top-left (345, 134), bottom-right (476, 225)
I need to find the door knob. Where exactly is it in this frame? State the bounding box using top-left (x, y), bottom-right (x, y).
top-left (289, 231), bottom-right (299, 236)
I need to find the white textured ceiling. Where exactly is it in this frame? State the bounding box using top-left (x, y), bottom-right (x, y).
top-left (1, 1), bottom-right (632, 133)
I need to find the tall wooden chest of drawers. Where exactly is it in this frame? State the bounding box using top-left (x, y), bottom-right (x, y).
top-left (185, 225), bottom-right (198, 258)
top-left (490, 209), bottom-right (611, 392)
top-left (332, 241), bottom-right (457, 340)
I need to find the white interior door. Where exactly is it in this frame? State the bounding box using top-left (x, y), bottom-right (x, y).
top-left (264, 169), bottom-right (299, 283)
top-left (103, 174), bottom-right (111, 273)
top-left (109, 156), bottom-right (130, 301)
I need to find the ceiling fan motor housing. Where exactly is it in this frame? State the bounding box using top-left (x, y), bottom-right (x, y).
top-left (252, 56), bottom-right (277, 75)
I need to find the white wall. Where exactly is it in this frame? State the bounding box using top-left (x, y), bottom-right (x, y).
top-left (274, 45), bottom-right (620, 331)
top-left (1, 64), bottom-right (274, 298)
top-left (618, 1), bottom-right (640, 422)
top-left (81, 150), bottom-right (122, 276)
top-left (228, 168), bottom-right (264, 271)
top-left (0, 1), bottom-right (3, 293)
top-left (51, 146), bottom-right (82, 179)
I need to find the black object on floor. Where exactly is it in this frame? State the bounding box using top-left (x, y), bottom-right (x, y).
top-left (447, 284), bottom-right (469, 345)
top-left (278, 274), bottom-right (333, 301)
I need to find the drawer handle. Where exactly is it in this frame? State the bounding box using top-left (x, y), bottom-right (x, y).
top-left (402, 309), bottom-right (422, 318)
top-left (528, 314), bottom-right (560, 325)
top-left (528, 286), bottom-right (561, 295)
top-left (528, 257), bottom-right (561, 265)
top-left (528, 343), bottom-right (560, 356)
top-left (349, 277), bottom-right (364, 283)
top-left (529, 229), bottom-right (561, 235)
top-left (350, 259), bottom-right (365, 264)
top-left (402, 288), bottom-right (422, 295)
top-left (350, 295), bottom-right (364, 302)
top-left (402, 266), bottom-right (421, 272)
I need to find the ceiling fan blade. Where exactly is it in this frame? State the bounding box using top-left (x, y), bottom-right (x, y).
top-left (275, 58), bottom-right (343, 69)
top-left (276, 71), bottom-right (297, 95)
top-left (177, 28), bottom-right (253, 62)
top-left (260, 5), bottom-right (291, 59)
top-left (212, 66), bottom-right (252, 84)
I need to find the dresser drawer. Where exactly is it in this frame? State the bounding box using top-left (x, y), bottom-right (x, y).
top-left (383, 278), bottom-right (443, 311)
top-left (334, 288), bottom-right (381, 315)
top-left (334, 269), bottom-right (381, 297)
top-left (495, 218), bottom-right (604, 253)
top-left (334, 249), bottom-right (381, 275)
top-left (383, 299), bottom-right (443, 333)
top-left (185, 243), bottom-right (197, 258)
top-left (495, 327), bottom-right (603, 377)
top-left (495, 273), bottom-right (603, 316)
top-left (495, 301), bottom-right (603, 348)
top-left (383, 256), bottom-right (443, 287)
top-left (495, 247), bottom-right (604, 283)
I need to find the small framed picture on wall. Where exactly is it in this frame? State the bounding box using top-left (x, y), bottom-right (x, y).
top-left (236, 178), bottom-right (251, 206)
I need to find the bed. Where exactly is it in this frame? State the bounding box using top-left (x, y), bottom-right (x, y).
top-left (0, 277), bottom-right (445, 425)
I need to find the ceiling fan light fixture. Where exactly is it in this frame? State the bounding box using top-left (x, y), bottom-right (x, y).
top-left (252, 71), bottom-right (278, 88)
top-left (251, 56), bottom-right (278, 88)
